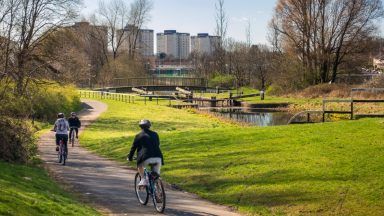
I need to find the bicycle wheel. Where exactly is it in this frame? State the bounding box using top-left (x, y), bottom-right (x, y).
top-left (58, 141), bottom-right (63, 163)
top-left (62, 146), bottom-right (66, 166)
top-left (152, 178), bottom-right (166, 213)
top-left (71, 132), bottom-right (75, 147)
top-left (134, 173), bottom-right (149, 205)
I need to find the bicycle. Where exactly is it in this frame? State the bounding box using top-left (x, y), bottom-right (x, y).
top-left (134, 164), bottom-right (166, 213)
top-left (69, 127), bottom-right (78, 147)
top-left (57, 138), bottom-right (67, 166)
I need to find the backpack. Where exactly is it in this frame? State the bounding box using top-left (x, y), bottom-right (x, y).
top-left (57, 119), bottom-right (66, 131)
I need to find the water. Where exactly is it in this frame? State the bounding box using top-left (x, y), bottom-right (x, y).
top-left (202, 108), bottom-right (293, 127)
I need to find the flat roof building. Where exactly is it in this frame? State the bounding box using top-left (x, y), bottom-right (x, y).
top-left (119, 25), bottom-right (154, 57)
top-left (191, 33), bottom-right (220, 55)
top-left (157, 30), bottom-right (190, 60)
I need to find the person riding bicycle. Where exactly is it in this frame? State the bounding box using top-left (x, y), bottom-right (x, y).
top-left (68, 112), bottom-right (81, 141)
top-left (53, 113), bottom-right (69, 153)
top-left (128, 120), bottom-right (164, 187)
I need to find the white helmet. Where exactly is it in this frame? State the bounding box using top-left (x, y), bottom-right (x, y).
top-left (139, 119), bottom-right (151, 128)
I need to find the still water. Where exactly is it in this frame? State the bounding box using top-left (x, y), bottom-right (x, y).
top-left (202, 108), bottom-right (293, 127)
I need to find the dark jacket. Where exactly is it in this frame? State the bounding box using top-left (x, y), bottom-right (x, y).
top-left (68, 117), bottom-right (81, 128)
top-left (128, 129), bottom-right (164, 166)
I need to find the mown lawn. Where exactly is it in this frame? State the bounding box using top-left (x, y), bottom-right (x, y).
top-left (81, 99), bottom-right (384, 215)
top-left (0, 162), bottom-right (100, 216)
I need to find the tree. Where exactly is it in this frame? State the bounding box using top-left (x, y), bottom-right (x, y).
top-left (214, 0), bottom-right (228, 74)
top-left (270, 0), bottom-right (384, 85)
top-left (0, 0), bottom-right (80, 96)
top-left (126, 0), bottom-right (153, 59)
top-left (249, 45), bottom-right (273, 90)
top-left (91, 0), bottom-right (153, 85)
top-left (97, 0), bottom-right (130, 60)
top-left (226, 39), bottom-right (248, 87)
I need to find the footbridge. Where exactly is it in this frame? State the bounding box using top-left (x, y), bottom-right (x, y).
top-left (96, 77), bottom-right (208, 92)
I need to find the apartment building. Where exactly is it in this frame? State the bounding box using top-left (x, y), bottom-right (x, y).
top-left (119, 25), bottom-right (154, 57)
top-left (191, 33), bottom-right (220, 55)
top-left (157, 30), bottom-right (190, 59)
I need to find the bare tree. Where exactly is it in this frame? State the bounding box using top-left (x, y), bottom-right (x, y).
top-left (215, 0), bottom-right (228, 48)
top-left (226, 39), bottom-right (249, 87)
top-left (249, 45), bottom-right (272, 90)
top-left (97, 0), bottom-right (130, 60)
top-left (126, 0), bottom-right (153, 59)
top-left (245, 18), bottom-right (252, 48)
top-left (270, 0), bottom-right (384, 85)
top-left (0, 0), bottom-right (80, 95)
top-left (213, 0), bottom-right (228, 74)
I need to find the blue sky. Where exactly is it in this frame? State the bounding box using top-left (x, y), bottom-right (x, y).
top-left (81, 0), bottom-right (384, 45)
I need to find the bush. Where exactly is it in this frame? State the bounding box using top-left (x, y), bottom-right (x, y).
top-left (209, 74), bottom-right (235, 88)
top-left (31, 83), bottom-right (82, 121)
top-left (0, 81), bottom-right (81, 163)
top-left (0, 118), bottom-right (36, 163)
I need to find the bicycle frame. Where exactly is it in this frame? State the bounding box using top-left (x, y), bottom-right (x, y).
top-left (58, 138), bottom-right (67, 165)
top-left (70, 127), bottom-right (77, 147)
top-left (144, 168), bottom-right (156, 195)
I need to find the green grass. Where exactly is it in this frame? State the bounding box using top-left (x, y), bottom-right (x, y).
top-left (81, 99), bottom-right (384, 215)
top-left (0, 120), bottom-right (100, 216)
top-left (33, 121), bottom-right (52, 137)
top-left (0, 162), bottom-right (100, 216)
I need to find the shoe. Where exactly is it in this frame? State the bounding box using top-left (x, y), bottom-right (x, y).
top-left (56, 146), bottom-right (59, 151)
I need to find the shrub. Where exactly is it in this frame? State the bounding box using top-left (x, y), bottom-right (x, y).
top-left (31, 83), bottom-right (82, 121)
top-left (0, 118), bottom-right (36, 163)
top-left (209, 74), bottom-right (235, 88)
top-left (0, 81), bottom-right (81, 163)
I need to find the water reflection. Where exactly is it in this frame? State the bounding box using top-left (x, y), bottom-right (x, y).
top-left (203, 108), bottom-right (293, 127)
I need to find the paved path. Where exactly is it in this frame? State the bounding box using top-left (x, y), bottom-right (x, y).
top-left (38, 100), bottom-right (241, 216)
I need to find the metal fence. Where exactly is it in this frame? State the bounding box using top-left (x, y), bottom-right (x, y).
top-left (112, 77), bottom-right (207, 87)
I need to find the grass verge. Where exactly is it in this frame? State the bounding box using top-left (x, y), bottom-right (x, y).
top-left (81, 99), bottom-right (384, 215)
top-left (0, 161), bottom-right (100, 216)
top-left (0, 121), bottom-right (100, 216)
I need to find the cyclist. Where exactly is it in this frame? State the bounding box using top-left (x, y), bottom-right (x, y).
top-left (128, 120), bottom-right (164, 186)
top-left (68, 112), bottom-right (81, 141)
top-left (53, 113), bottom-right (69, 153)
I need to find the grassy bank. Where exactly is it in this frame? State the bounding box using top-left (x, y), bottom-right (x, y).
top-left (0, 118), bottom-right (100, 215)
top-left (81, 99), bottom-right (384, 215)
top-left (0, 162), bottom-right (100, 216)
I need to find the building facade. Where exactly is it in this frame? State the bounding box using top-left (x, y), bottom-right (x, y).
top-left (119, 25), bottom-right (154, 57)
top-left (191, 33), bottom-right (220, 55)
top-left (157, 30), bottom-right (190, 59)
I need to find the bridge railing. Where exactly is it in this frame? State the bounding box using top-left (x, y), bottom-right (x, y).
top-left (113, 77), bottom-right (207, 87)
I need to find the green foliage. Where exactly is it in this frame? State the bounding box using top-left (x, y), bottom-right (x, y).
top-left (209, 74), bottom-right (235, 88)
top-left (30, 83), bottom-right (82, 121)
top-left (0, 81), bottom-right (81, 163)
top-left (0, 118), bottom-right (36, 163)
top-left (0, 161), bottom-right (100, 216)
top-left (0, 81), bottom-right (81, 121)
top-left (81, 99), bottom-right (384, 215)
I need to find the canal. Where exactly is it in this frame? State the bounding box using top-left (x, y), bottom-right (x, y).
top-left (200, 108), bottom-right (293, 127)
